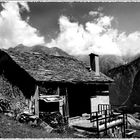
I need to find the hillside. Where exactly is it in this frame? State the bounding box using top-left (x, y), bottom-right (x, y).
top-left (0, 113), bottom-right (77, 138)
top-left (123, 53), bottom-right (140, 63)
top-left (108, 56), bottom-right (140, 110)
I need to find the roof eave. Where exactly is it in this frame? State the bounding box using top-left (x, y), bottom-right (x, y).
top-left (37, 79), bottom-right (113, 85)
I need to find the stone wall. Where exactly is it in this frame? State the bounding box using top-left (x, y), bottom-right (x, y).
top-left (0, 74), bottom-right (27, 113)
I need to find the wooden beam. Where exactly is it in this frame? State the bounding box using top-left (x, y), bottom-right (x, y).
top-left (57, 86), bottom-right (64, 115)
top-left (59, 97), bottom-right (63, 116)
top-left (29, 96), bottom-right (33, 114)
top-left (65, 88), bottom-right (69, 123)
top-left (34, 85), bottom-right (39, 117)
top-left (57, 86), bottom-right (60, 95)
top-left (25, 99), bottom-right (30, 112)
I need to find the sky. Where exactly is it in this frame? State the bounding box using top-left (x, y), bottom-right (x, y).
top-left (1, 2), bottom-right (140, 56)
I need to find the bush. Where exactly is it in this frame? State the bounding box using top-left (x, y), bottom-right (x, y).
top-left (0, 98), bottom-right (11, 112)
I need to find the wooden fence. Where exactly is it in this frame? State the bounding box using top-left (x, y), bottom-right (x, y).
top-left (98, 104), bottom-right (127, 112)
top-left (98, 104), bottom-right (110, 112)
top-left (90, 106), bottom-right (127, 138)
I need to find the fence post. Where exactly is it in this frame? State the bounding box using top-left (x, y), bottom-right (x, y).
top-left (125, 114), bottom-right (127, 129)
top-left (90, 113), bottom-right (92, 122)
top-left (105, 110), bottom-right (107, 135)
top-left (96, 112), bottom-right (99, 137)
top-left (122, 112), bottom-right (126, 138)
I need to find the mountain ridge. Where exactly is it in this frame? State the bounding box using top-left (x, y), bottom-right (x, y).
top-left (7, 44), bottom-right (71, 57)
top-left (75, 54), bottom-right (125, 74)
top-left (108, 54), bottom-right (140, 109)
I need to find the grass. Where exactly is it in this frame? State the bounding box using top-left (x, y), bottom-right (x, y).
top-left (0, 113), bottom-right (77, 138)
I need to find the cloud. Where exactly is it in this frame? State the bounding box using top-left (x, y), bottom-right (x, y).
top-left (47, 10), bottom-right (140, 57)
top-left (1, 2), bottom-right (140, 58)
top-left (97, 16), bottom-right (114, 27)
top-left (18, 2), bottom-right (30, 12)
top-left (47, 13), bottom-right (121, 56)
top-left (0, 2), bottom-right (44, 49)
top-left (89, 11), bottom-right (100, 17)
top-left (89, 7), bottom-right (103, 18)
top-left (117, 32), bottom-right (140, 56)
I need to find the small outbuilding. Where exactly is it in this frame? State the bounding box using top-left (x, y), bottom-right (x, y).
top-left (0, 49), bottom-right (113, 122)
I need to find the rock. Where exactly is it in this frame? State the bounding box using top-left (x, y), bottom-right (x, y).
top-left (40, 121), bottom-right (53, 133)
top-left (16, 113), bottom-right (30, 123)
top-left (127, 114), bottom-right (140, 129)
top-left (132, 112), bottom-right (140, 120)
top-left (16, 112), bottom-right (39, 125)
top-left (39, 111), bottom-right (65, 132)
top-left (4, 112), bottom-right (15, 118)
top-left (29, 119), bottom-right (38, 127)
top-left (126, 129), bottom-right (136, 138)
top-left (82, 113), bottom-right (90, 119)
top-left (29, 115), bottom-right (40, 127)
top-left (0, 107), bottom-right (3, 112)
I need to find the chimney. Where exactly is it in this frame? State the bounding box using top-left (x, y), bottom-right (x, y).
top-left (89, 53), bottom-right (100, 75)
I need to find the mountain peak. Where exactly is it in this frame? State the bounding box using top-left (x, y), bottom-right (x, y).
top-left (8, 45), bottom-right (70, 57)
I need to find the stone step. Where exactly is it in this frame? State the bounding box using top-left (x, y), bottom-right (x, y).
top-left (73, 132), bottom-right (87, 138)
top-left (73, 127), bottom-right (96, 138)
